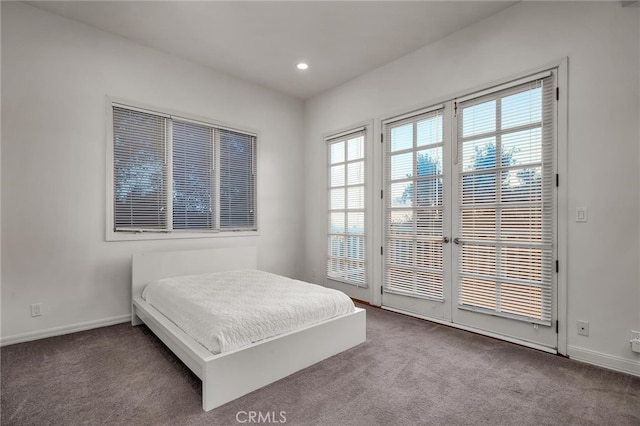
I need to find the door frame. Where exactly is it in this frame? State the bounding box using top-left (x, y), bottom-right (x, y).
top-left (373, 58), bottom-right (568, 356)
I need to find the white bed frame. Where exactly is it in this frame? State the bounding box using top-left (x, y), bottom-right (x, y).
top-left (131, 247), bottom-right (366, 411)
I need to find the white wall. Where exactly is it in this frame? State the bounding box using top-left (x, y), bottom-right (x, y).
top-left (1, 2), bottom-right (305, 342)
top-left (2, 1), bottom-right (639, 377)
top-left (304, 1), bottom-right (640, 375)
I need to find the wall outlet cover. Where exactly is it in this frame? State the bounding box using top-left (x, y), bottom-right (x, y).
top-left (577, 320), bottom-right (589, 336)
top-left (30, 303), bottom-right (42, 317)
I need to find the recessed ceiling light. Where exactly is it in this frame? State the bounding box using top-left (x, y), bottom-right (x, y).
top-left (296, 62), bottom-right (309, 70)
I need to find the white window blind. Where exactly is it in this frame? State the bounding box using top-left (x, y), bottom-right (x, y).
top-left (113, 107), bottom-right (168, 231)
top-left (112, 103), bottom-right (257, 234)
top-left (172, 120), bottom-right (214, 230)
top-left (456, 74), bottom-right (554, 324)
top-left (327, 129), bottom-right (367, 287)
top-left (384, 108), bottom-right (445, 300)
top-left (219, 129), bottom-right (257, 230)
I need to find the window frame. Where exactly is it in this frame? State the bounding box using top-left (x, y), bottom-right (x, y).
top-left (105, 97), bottom-right (259, 241)
top-left (326, 126), bottom-right (368, 288)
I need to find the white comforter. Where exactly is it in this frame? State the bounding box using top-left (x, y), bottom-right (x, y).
top-left (142, 269), bottom-right (355, 354)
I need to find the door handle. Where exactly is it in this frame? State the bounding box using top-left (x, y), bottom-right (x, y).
top-left (453, 237), bottom-right (461, 245)
top-left (443, 236), bottom-right (450, 244)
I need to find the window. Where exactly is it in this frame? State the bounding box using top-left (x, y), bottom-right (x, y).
top-left (383, 108), bottom-right (445, 300)
top-left (327, 128), bottom-right (367, 287)
top-left (111, 103), bottom-right (256, 236)
top-left (456, 74), bottom-right (554, 324)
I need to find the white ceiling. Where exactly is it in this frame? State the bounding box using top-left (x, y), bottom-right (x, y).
top-left (28, 1), bottom-right (519, 100)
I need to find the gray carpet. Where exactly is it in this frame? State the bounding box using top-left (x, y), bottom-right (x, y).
top-left (2, 304), bottom-right (639, 425)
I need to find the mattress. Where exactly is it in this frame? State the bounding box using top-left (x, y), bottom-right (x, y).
top-left (141, 269), bottom-right (355, 354)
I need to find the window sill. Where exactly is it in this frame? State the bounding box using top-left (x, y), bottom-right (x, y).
top-left (106, 230), bottom-right (260, 242)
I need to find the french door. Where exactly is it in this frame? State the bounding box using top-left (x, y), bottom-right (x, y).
top-left (382, 71), bottom-right (557, 350)
top-left (382, 105), bottom-right (453, 322)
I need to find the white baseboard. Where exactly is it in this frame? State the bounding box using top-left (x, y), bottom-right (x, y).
top-left (567, 345), bottom-right (640, 377)
top-left (0, 314), bottom-right (131, 347)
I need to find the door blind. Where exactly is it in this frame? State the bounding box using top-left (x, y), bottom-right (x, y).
top-left (456, 75), bottom-right (554, 324)
top-left (327, 129), bottom-right (367, 287)
top-left (384, 108), bottom-right (445, 300)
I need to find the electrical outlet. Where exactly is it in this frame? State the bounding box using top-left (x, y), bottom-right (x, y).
top-left (577, 320), bottom-right (589, 336)
top-left (30, 303), bottom-right (42, 317)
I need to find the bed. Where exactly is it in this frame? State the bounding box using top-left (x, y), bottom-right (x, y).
top-left (131, 246), bottom-right (366, 411)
